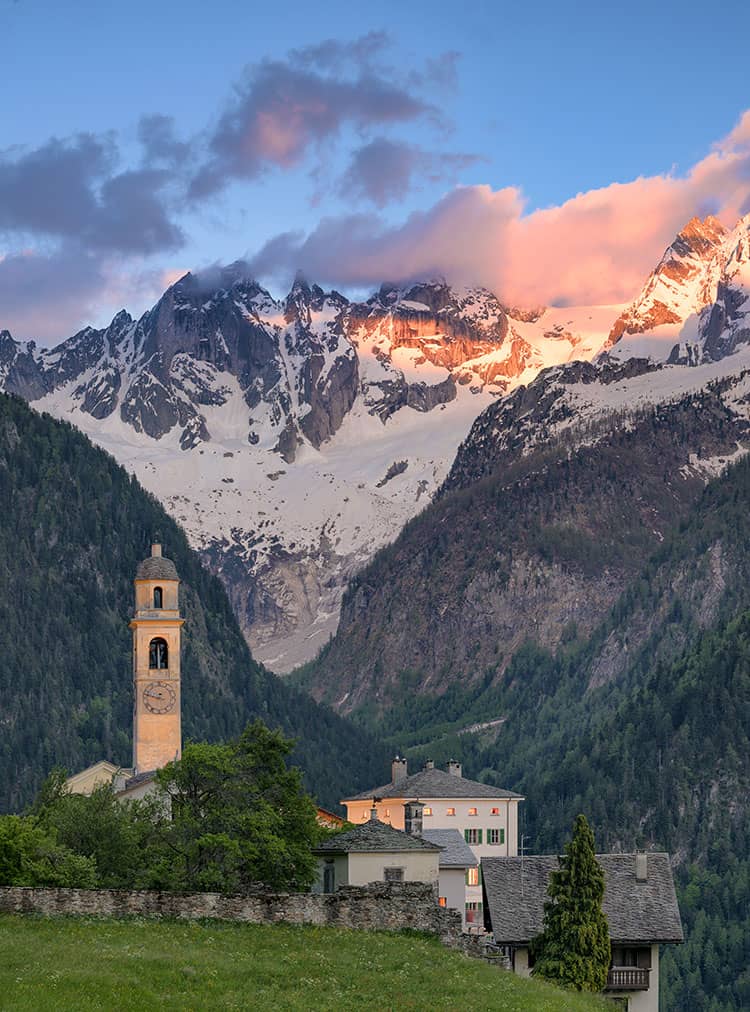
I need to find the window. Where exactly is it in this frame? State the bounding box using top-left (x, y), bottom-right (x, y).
top-left (490, 807), bottom-right (501, 816)
top-left (422, 806), bottom-right (432, 816)
top-left (468, 807), bottom-right (478, 816)
top-left (466, 867), bottom-right (481, 886)
top-left (446, 807), bottom-right (456, 816)
top-left (153, 586), bottom-right (163, 609)
top-left (438, 896), bottom-right (447, 908)
top-left (465, 901), bottom-right (483, 924)
top-left (464, 828), bottom-right (482, 845)
top-left (149, 637), bottom-right (168, 670)
top-left (488, 828), bottom-right (505, 845)
top-left (384, 808), bottom-right (390, 819)
top-left (384, 867), bottom-right (404, 882)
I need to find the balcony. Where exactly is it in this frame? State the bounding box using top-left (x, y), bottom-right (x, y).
top-left (606, 967), bottom-right (650, 990)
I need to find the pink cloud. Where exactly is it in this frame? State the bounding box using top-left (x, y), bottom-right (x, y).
top-left (250, 109), bottom-right (750, 307)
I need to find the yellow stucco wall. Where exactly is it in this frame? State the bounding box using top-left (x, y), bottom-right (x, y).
top-left (346, 850), bottom-right (439, 887)
top-left (130, 578), bottom-right (183, 772)
top-left (65, 761), bottom-right (121, 796)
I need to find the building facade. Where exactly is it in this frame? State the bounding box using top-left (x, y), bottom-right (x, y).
top-left (341, 757), bottom-right (523, 927)
top-left (130, 542), bottom-right (184, 774)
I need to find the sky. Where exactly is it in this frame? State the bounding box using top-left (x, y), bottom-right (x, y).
top-left (2, 0), bottom-right (750, 342)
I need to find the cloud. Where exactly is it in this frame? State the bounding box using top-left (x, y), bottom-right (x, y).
top-left (339, 137), bottom-right (482, 207)
top-left (0, 134), bottom-right (184, 256)
top-left (0, 243), bottom-right (107, 340)
top-left (189, 35), bottom-right (451, 198)
top-left (248, 110), bottom-right (750, 307)
top-left (137, 114), bottom-right (192, 168)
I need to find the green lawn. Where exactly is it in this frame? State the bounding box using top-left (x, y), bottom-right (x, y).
top-left (0, 915), bottom-right (613, 1011)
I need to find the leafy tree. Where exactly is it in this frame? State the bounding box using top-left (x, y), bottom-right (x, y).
top-left (33, 770), bottom-right (168, 889)
top-left (532, 814), bottom-right (610, 992)
top-left (0, 814), bottom-right (97, 887)
top-left (154, 720), bottom-right (321, 893)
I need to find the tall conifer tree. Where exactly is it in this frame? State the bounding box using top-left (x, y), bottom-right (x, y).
top-left (533, 814), bottom-right (611, 991)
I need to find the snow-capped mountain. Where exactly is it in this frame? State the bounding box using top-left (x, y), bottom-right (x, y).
top-left (0, 272), bottom-right (621, 671)
top-left (300, 215), bottom-right (750, 714)
top-left (3, 214), bottom-right (747, 672)
top-left (606, 215), bottom-right (728, 350)
top-left (445, 214), bottom-right (750, 493)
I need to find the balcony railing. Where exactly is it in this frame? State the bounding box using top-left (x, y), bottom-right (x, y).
top-left (606, 967), bottom-right (650, 990)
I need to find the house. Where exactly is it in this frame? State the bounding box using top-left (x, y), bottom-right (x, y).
top-left (482, 853), bottom-right (683, 1012)
top-left (422, 828), bottom-right (478, 929)
top-left (341, 756), bottom-right (523, 928)
top-left (312, 807), bottom-right (441, 893)
top-left (316, 807), bottom-right (346, 830)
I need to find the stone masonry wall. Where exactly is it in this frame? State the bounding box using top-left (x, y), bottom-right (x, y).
top-left (0, 882), bottom-right (468, 946)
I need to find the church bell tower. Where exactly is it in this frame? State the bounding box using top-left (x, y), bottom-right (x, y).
top-left (130, 541), bottom-right (184, 773)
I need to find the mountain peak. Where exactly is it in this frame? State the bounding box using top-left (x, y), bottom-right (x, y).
top-left (608, 214), bottom-right (729, 346)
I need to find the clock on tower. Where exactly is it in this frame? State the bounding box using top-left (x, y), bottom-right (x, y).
top-left (129, 541), bottom-right (184, 773)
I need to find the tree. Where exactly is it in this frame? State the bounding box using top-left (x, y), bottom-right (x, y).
top-left (0, 814), bottom-right (97, 888)
top-left (33, 770), bottom-right (168, 889)
top-left (154, 720), bottom-right (321, 893)
top-left (532, 814), bottom-right (611, 992)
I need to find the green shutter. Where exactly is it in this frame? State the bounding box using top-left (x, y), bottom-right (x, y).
top-left (478, 865), bottom-right (483, 885)
top-left (464, 829), bottom-right (470, 843)
top-left (500, 828), bottom-right (505, 845)
top-left (478, 829), bottom-right (483, 844)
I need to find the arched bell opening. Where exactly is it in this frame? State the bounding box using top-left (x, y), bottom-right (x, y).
top-left (149, 637), bottom-right (169, 670)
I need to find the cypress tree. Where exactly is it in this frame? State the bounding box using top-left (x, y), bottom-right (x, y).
top-left (533, 814), bottom-right (611, 991)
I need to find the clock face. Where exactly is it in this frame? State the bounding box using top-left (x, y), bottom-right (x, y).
top-left (142, 681), bottom-right (176, 714)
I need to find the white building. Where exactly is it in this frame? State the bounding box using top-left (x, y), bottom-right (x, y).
top-left (422, 828), bottom-right (478, 928)
top-left (312, 808), bottom-right (441, 892)
top-left (481, 853), bottom-right (683, 1012)
top-left (341, 757), bottom-right (524, 928)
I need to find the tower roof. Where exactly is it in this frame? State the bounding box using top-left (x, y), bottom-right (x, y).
top-left (136, 543), bottom-right (179, 581)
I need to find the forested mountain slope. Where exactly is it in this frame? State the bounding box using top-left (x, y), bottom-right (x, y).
top-left (297, 385), bottom-right (749, 714)
top-left (0, 392), bottom-right (385, 813)
top-left (305, 454), bottom-right (750, 1009)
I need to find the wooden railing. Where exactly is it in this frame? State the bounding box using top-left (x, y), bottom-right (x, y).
top-left (606, 967), bottom-right (650, 990)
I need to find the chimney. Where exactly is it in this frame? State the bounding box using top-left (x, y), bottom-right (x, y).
top-left (447, 759), bottom-right (462, 777)
top-left (404, 801), bottom-right (424, 837)
top-left (423, 759), bottom-right (434, 770)
top-left (151, 542), bottom-right (162, 558)
top-left (391, 756), bottom-right (407, 782)
top-left (635, 853), bottom-right (648, 882)
top-left (369, 804), bottom-right (379, 822)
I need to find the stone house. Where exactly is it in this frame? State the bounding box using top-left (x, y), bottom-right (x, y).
top-left (312, 809), bottom-right (441, 893)
top-left (481, 853), bottom-right (683, 1012)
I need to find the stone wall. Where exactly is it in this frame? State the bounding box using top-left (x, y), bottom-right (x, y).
top-left (0, 882), bottom-right (464, 944)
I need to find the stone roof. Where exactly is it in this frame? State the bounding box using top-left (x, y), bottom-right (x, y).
top-left (122, 770), bottom-right (158, 791)
top-left (313, 817), bottom-right (442, 855)
top-left (135, 555), bottom-right (179, 581)
top-left (482, 854), bottom-right (683, 944)
top-left (423, 829), bottom-right (478, 868)
top-left (343, 767), bottom-right (523, 802)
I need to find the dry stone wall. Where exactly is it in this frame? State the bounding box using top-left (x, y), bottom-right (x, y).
top-left (0, 882), bottom-right (467, 945)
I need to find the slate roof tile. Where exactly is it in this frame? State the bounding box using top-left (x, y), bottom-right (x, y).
top-left (482, 854), bottom-right (683, 944)
top-left (344, 768), bottom-right (523, 802)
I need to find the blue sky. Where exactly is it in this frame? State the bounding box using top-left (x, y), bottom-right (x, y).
top-left (2, 0), bottom-right (750, 340)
